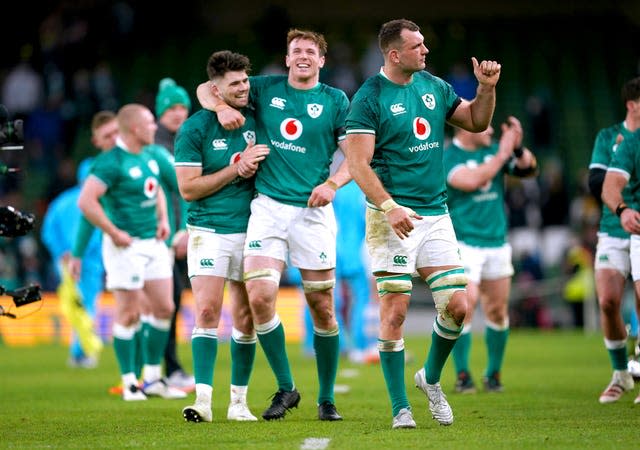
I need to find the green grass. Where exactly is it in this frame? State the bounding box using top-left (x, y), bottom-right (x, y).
top-left (0, 330), bottom-right (637, 449)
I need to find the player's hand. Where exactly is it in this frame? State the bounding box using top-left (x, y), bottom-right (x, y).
top-left (110, 228), bottom-right (132, 248)
top-left (156, 219), bottom-right (170, 242)
top-left (217, 107), bottom-right (245, 130)
top-left (498, 120), bottom-right (520, 160)
top-left (237, 144), bottom-right (270, 178)
top-left (172, 229), bottom-right (188, 260)
top-left (620, 208), bottom-right (640, 235)
top-left (472, 57), bottom-right (501, 87)
top-left (68, 257), bottom-right (82, 281)
top-left (505, 116), bottom-right (523, 146)
top-left (307, 182), bottom-right (336, 207)
top-left (196, 81), bottom-right (246, 130)
top-left (382, 201), bottom-right (422, 239)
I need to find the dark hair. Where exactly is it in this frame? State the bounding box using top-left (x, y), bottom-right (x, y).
top-left (286, 29), bottom-right (328, 57)
top-left (207, 50), bottom-right (252, 80)
top-left (621, 76), bottom-right (640, 103)
top-left (378, 19), bottom-right (420, 54)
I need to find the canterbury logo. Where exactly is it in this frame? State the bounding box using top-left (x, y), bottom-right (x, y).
top-left (390, 103), bottom-right (406, 115)
top-left (393, 255), bottom-right (408, 265)
top-left (248, 240), bottom-right (262, 249)
top-left (199, 259), bottom-right (215, 267)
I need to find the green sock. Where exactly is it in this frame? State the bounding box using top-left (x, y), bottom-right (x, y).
top-left (257, 322), bottom-right (294, 391)
top-left (425, 330), bottom-right (457, 384)
top-left (144, 321), bottom-right (170, 365)
top-left (192, 330), bottom-right (218, 386)
top-left (313, 330), bottom-right (339, 404)
top-left (113, 336), bottom-right (136, 375)
top-left (609, 346), bottom-right (629, 371)
top-left (485, 326), bottom-right (509, 377)
top-left (134, 325), bottom-right (144, 379)
top-left (230, 338), bottom-right (256, 386)
top-left (452, 330), bottom-right (472, 374)
top-left (379, 340), bottom-right (409, 416)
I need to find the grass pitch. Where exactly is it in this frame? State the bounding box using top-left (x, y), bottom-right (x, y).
top-left (0, 329), bottom-right (637, 449)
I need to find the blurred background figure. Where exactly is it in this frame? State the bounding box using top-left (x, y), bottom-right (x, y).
top-left (41, 159), bottom-right (105, 368)
top-left (154, 77), bottom-right (194, 390)
top-left (444, 116), bottom-right (538, 393)
top-left (40, 110), bottom-right (118, 368)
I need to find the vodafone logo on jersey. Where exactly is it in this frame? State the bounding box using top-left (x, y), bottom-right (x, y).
top-left (413, 117), bottom-right (431, 141)
top-left (280, 118), bottom-right (303, 141)
top-left (143, 177), bottom-right (158, 198)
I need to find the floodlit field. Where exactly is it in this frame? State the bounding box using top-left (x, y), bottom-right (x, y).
top-left (1, 330), bottom-right (637, 449)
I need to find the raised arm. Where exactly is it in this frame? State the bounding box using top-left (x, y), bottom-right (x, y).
top-left (448, 57), bottom-right (501, 132)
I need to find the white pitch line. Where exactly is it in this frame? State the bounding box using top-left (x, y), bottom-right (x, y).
top-left (300, 437), bottom-right (331, 450)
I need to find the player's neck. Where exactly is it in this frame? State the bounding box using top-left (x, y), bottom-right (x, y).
top-left (119, 136), bottom-right (144, 154)
top-left (381, 65), bottom-right (413, 85)
top-left (625, 116), bottom-right (640, 133)
top-left (288, 74), bottom-right (319, 90)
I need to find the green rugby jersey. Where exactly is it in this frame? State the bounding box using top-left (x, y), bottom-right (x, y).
top-left (589, 122), bottom-right (636, 238)
top-left (345, 70), bottom-right (460, 215)
top-left (443, 141), bottom-right (508, 247)
top-left (89, 145), bottom-right (170, 239)
top-left (608, 130), bottom-right (640, 208)
top-left (249, 75), bottom-right (349, 207)
top-left (174, 109), bottom-right (257, 234)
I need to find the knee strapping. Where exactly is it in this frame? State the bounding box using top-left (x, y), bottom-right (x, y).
top-left (433, 311), bottom-right (462, 340)
top-left (302, 278), bottom-right (335, 293)
top-left (243, 268), bottom-right (281, 285)
top-left (425, 268), bottom-right (467, 314)
top-left (376, 274), bottom-right (412, 297)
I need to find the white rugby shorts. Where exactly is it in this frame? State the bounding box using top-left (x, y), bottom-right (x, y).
top-left (245, 194), bottom-right (336, 270)
top-left (595, 233), bottom-right (631, 278)
top-left (458, 242), bottom-right (514, 284)
top-left (102, 236), bottom-right (172, 290)
top-left (187, 226), bottom-right (245, 281)
top-left (366, 207), bottom-right (462, 274)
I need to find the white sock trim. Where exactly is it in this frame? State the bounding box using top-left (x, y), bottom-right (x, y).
top-left (313, 326), bottom-right (339, 337)
top-left (113, 323), bottom-right (137, 340)
top-left (377, 338), bottom-right (404, 352)
top-left (193, 327), bottom-right (218, 339)
top-left (485, 318), bottom-right (509, 331)
top-left (604, 337), bottom-right (626, 350)
top-left (231, 327), bottom-right (257, 343)
top-left (147, 315), bottom-right (171, 330)
top-left (255, 314), bottom-right (281, 334)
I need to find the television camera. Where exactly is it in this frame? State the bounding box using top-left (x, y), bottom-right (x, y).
top-left (0, 104), bottom-right (41, 318)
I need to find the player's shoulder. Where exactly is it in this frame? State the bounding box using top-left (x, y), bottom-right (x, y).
top-left (318, 83), bottom-right (349, 104)
top-left (596, 122), bottom-right (623, 140)
top-left (184, 109), bottom-right (216, 128)
top-left (352, 75), bottom-right (384, 103)
top-left (251, 74), bottom-right (286, 89)
top-left (93, 146), bottom-right (121, 164)
top-left (415, 70), bottom-right (450, 90)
